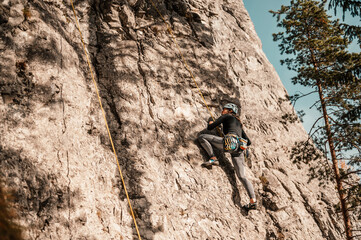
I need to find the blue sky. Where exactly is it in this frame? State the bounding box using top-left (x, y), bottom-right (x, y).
top-left (243, 0), bottom-right (360, 133)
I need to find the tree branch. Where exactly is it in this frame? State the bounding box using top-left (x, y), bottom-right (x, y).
top-left (308, 116), bottom-right (324, 137)
top-left (341, 170), bottom-right (361, 179)
top-left (292, 90), bottom-right (318, 107)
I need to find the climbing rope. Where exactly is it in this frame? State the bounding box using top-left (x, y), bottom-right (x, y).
top-left (149, 0), bottom-right (220, 128)
top-left (69, 1), bottom-right (142, 239)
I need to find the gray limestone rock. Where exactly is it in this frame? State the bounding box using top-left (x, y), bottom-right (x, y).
top-left (0, 0), bottom-right (352, 239)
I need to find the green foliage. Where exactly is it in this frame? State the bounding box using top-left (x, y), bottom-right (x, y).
top-left (328, 0), bottom-right (361, 45)
top-left (270, 0), bottom-right (352, 87)
top-left (328, 0), bottom-right (361, 18)
top-left (281, 112), bottom-right (300, 124)
top-left (291, 140), bottom-right (334, 184)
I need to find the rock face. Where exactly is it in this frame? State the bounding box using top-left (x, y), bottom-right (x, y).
top-left (0, 0), bottom-right (345, 239)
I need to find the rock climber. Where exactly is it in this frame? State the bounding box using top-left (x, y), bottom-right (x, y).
top-left (198, 103), bottom-right (257, 210)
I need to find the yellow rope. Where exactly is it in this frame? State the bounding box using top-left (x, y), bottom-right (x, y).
top-left (149, 0), bottom-right (219, 125)
top-left (69, 1), bottom-right (142, 239)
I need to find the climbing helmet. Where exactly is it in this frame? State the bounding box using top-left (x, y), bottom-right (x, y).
top-left (223, 103), bottom-right (238, 114)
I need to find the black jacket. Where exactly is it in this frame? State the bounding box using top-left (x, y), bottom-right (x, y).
top-left (207, 114), bottom-right (251, 146)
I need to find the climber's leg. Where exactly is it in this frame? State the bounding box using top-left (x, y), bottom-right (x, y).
top-left (231, 152), bottom-right (256, 204)
top-left (198, 134), bottom-right (223, 166)
top-left (198, 134), bottom-right (223, 157)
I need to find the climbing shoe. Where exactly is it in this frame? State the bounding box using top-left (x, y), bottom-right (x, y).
top-left (201, 159), bottom-right (219, 168)
top-left (242, 202), bottom-right (257, 211)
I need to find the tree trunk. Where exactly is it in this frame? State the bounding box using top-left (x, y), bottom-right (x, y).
top-left (315, 81), bottom-right (353, 240)
top-left (308, 46), bottom-right (353, 239)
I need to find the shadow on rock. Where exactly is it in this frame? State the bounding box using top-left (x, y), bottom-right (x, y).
top-left (0, 145), bottom-right (74, 235)
top-left (89, 2), bottom-right (163, 239)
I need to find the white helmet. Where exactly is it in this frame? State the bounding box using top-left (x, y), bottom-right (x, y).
top-left (223, 103), bottom-right (238, 114)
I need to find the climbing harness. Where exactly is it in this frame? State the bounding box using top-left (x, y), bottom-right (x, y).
top-left (223, 134), bottom-right (239, 152)
top-left (70, 1), bottom-right (142, 239)
top-left (239, 138), bottom-right (248, 151)
top-left (223, 134), bottom-right (248, 153)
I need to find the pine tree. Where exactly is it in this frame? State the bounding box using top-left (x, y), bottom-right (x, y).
top-left (328, 0), bottom-right (361, 18)
top-left (328, 0), bottom-right (361, 49)
top-left (271, 0), bottom-right (360, 239)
